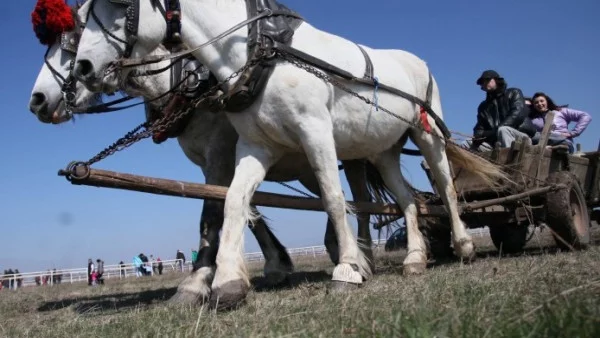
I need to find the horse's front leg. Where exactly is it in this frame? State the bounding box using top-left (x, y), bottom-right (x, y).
top-left (298, 123), bottom-right (372, 291)
top-left (210, 140), bottom-right (279, 310)
top-left (170, 199), bottom-right (223, 305)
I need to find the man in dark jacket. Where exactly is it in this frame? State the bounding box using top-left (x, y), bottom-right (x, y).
top-left (465, 70), bottom-right (535, 151)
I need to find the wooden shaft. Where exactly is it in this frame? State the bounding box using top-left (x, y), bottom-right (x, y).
top-left (58, 167), bottom-right (448, 217)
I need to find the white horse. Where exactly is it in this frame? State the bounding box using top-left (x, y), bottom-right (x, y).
top-left (72, 0), bottom-right (507, 309)
top-left (29, 0), bottom-right (386, 305)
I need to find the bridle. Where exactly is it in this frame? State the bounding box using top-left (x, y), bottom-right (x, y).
top-left (43, 29), bottom-right (85, 118)
top-left (41, 0), bottom-right (191, 119)
top-left (88, 0), bottom-right (182, 58)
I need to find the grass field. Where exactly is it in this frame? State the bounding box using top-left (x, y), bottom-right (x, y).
top-left (1, 228), bottom-right (599, 337)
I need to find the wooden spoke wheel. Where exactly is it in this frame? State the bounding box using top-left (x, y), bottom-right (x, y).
top-left (545, 171), bottom-right (590, 250)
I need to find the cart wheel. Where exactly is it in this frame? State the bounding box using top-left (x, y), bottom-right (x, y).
top-left (545, 171), bottom-right (590, 250)
top-left (419, 219), bottom-right (454, 260)
top-left (489, 224), bottom-right (528, 254)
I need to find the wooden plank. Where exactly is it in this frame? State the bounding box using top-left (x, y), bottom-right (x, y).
top-left (58, 166), bottom-right (449, 217)
top-left (529, 111), bottom-right (555, 186)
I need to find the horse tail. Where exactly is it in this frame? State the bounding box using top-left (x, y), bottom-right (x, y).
top-left (444, 143), bottom-right (510, 188)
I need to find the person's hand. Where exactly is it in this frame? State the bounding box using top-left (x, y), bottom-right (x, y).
top-left (561, 132), bottom-right (572, 138)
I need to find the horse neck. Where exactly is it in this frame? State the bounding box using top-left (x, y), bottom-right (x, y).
top-left (179, 0), bottom-right (249, 81)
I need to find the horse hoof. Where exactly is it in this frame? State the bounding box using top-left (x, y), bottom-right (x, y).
top-left (168, 288), bottom-right (209, 306)
top-left (326, 280), bottom-right (360, 294)
top-left (209, 280), bottom-right (249, 311)
top-left (460, 252), bottom-right (477, 264)
top-left (403, 262), bottom-right (426, 275)
top-left (455, 238), bottom-right (476, 262)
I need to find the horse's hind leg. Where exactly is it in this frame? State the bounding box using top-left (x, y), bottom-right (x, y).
top-left (342, 160), bottom-right (375, 272)
top-left (370, 149), bottom-right (428, 275)
top-left (248, 205), bottom-right (294, 286)
top-left (409, 130), bottom-right (475, 261)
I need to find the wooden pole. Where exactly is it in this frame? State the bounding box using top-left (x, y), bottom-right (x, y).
top-left (58, 166), bottom-right (448, 217)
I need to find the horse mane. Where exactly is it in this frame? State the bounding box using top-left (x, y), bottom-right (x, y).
top-left (31, 0), bottom-right (75, 45)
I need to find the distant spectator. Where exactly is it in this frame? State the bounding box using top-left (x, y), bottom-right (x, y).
top-left (91, 270), bottom-right (98, 286)
top-left (176, 250), bottom-right (186, 272)
top-left (139, 253), bottom-right (150, 276)
top-left (87, 259), bottom-right (94, 286)
top-left (157, 258), bottom-right (163, 275)
top-left (52, 268), bottom-right (62, 285)
top-left (150, 255), bottom-right (157, 274)
top-left (14, 269), bottom-right (22, 288)
top-left (7, 269), bottom-right (14, 289)
top-left (133, 255), bottom-right (143, 277)
top-left (119, 261), bottom-right (126, 277)
top-left (191, 249), bottom-right (198, 264)
top-left (96, 259), bottom-right (105, 285)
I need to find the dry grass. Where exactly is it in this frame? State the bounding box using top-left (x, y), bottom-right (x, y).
top-left (1, 230), bottom-right (600, 338)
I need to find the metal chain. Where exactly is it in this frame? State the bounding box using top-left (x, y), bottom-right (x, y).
top-left (79, 57), bottom-right (263, 168)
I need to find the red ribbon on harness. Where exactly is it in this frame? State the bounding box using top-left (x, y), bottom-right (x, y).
top-left (419, 106), bottom-right (432, 133)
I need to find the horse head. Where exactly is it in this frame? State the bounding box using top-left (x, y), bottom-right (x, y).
top-left (73, 0), bottom-right (168, 93)
top-left (29, 0), bottom-right (101, 124)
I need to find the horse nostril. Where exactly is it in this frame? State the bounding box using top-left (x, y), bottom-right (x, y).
top-left (74, 59), bottom-right (95, 80)
top-left (29, 92), bottom-right (47, 113)
top-left (30, 92), bottom-right (46, 107)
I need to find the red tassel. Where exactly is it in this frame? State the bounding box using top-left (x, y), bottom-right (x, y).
top-left (420, 106), bottom-right (432, 133)
top-left (32, 0), bottom-right (75, 45)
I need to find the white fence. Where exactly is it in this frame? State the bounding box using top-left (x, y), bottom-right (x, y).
top-left (0, 228), bottom-right (489, 291)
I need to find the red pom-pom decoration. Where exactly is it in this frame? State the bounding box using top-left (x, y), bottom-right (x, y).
top-left (32, 0), bottom-right (75, 45)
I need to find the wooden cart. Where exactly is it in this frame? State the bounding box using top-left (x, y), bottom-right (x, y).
top-left (419, 111), bottom-right (600, 254)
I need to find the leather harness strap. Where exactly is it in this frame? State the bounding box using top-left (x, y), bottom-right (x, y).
top-left (270, 41), bottom-right (451, 139)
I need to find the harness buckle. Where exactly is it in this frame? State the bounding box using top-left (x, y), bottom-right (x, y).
top-left (166, 10), bottom-right (181, 20)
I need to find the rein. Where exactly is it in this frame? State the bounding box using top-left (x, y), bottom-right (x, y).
top-left (115, 8), bottom-right (301, 69)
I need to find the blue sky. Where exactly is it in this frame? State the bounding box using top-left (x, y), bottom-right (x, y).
top-left (1, 0), bottom-right (598, 272)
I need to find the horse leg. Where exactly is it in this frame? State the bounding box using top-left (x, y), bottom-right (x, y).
top-left (170, 199), bottom-right (223, 305)
top-left (370, 149), bottom-right (428, 275)
top-left (296, 124), bottom-right (371, 291)
top-left (410, 130), bottom-right (475, 261)
top-left (297, 175), bottom-right (340, 266)
top-left (210, 140), bottom-right (279, 310)
top-left (248, 205), bottom-right (294, 286)
top-left (171, 175), bottom-right (292, 306)
top-left (342, 159), bottom-right (375, 272)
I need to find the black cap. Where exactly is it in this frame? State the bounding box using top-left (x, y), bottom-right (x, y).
top-left (476, 70), bottom-right (500, 85)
